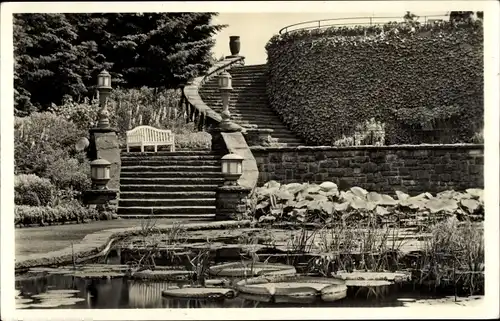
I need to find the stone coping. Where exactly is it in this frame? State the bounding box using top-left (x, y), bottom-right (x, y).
top-left (251, 143), bottom-right (484, 153)
top-left (183, 56), bottom-right (246, 124)
top-left (15, 220), bottom-right (251, 271)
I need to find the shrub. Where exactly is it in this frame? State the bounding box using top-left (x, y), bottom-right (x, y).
top-left (175, 131), bottom-right (212, 150)
top-left (45, 156), bottom-right (91, 194)
top-left (14, 174), bottom-right (55, 206)
top-left (266, 20), bottom-right (483, 145)
top-left (14, 112), bottom-right (87, 176)
top-left (14, 201), bottom-right (101, 227)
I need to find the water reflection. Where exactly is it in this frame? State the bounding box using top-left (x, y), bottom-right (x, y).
top-left (16, 274), bottom-right (454, 309)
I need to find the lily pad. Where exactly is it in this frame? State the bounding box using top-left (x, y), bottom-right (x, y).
top-left (341, 280), bottom-right (392, 287)
top-left (46, 289), bottom-right (81, 294)
top-left (31, 293), bottom-right (75, 299)
top-left (15, 298), bottom-right (33, 304)
top-left (30, 297), bottom-right (85, 308)
top-left (209, 262), bottom-right (296, 277)
top-left (332, 271), bottom-right (411, 284)
top-left (204, 279), bottom-right (230, 287)
top-left (131, 269), bottom-right (193, 281)
top-left (68, 271), bottom-right (124, 279)
top-left (235, 275), bottom-right (347, 302)
top-left (162, 287), bottom-right (236, 299)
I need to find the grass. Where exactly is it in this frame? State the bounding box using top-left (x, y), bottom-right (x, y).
top-left (418, 217), bottom-right (484, 296)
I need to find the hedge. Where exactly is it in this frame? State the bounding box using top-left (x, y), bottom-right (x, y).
top-left (14, 201), bottom-right (112, 227)
top-left (265, 20), bottom-right (483, 145)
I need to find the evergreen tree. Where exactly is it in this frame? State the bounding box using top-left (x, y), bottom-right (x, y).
top-left (13, 13), bottom-right (226, 111)
top-left (14, 14), bottom-right (83, 113)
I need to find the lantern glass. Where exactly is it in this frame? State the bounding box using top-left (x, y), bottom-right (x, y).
top-left (97, 71), bottom-right (111, 88)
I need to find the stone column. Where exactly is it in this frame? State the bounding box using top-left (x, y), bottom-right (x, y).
top-left (216, 185), bottom-right (252, 220)
top-left (87, 127), bottom-right (120, 215)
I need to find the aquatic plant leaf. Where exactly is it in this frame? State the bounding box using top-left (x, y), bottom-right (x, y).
top-left (255, 200), bottom-right (270, 210)
top-left (235, 275), bottom-right (347, 302)
top-left (275, 190), bottom-right (294, 201)
top-left (306, 184), bottom-right (321, 194)
top-left (466, 188), bottom-right (483, 199)
top-left (395, 190), bottom-right (410, 201)
top-left (350, 196), bottom-right (368, 210)
top-left (333, 201), bottom-right (350, 212)
top-left (321, 201), bottom-right (334, 215)
top-left (320, 181), bottom-right (338, 192)
top-left (295, 200), bottom-right (309, 208)
top-left (312, 194), bottom-right (328, 202)
top-left (340, 190), bottom-right (355, 202)
top-left (379, 194), bottom-right (398, 206)
top-left (263, 180), bottom-right (281, 189)
top-left (350, 186), bottom-right (368, 198)
top-left (375, 206), bottom-right (390, 216)
top-left (285, 183), bottom-right (306, 195)
top-left (162, 287), bottom-right (236, 299)
top-left (259, 215), bottom-right (277, 223)
top-left (461, 198), bottom-right (480, 213)
top-left (367, 192), bottom-right (382, 204)
top-left (426, 198), bottom-right (458, 213)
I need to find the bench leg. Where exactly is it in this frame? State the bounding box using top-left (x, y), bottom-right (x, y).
top-left (141, 143), bottom-right (144, 153)
top-left (127, 145), bottom-right (130, 153)
top-left (154, 145), bottom-right (158, 153)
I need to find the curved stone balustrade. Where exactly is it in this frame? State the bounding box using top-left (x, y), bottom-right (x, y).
top-left (181, 56), bottom-right (246, 132)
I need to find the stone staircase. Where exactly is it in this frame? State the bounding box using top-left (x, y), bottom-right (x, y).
top-left (117, 150), bottom-right (223, 218)
top-left (199, 64), bottom-right (303, 147)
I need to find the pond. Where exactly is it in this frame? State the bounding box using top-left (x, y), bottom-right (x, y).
top-left (16, 268), bottom-right (473, 309)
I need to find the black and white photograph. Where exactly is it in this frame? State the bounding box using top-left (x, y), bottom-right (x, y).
top-left (1, 1), bottom-right (498, 320)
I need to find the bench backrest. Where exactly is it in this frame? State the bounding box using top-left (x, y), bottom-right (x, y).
top-left (126, 125), bottom-right (173, 143)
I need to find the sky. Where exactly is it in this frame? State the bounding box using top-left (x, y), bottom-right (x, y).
top-left (212, 11), bottom-right (449, 65)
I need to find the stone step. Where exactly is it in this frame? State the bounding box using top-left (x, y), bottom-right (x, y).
top-left (200, 89), bottom-right (268, 95)
top-left (119, 191), bottom-right (216, 199)
top-left (120, 184), bottom-right (219, 192)
top-left (117, 206), bottom-right (216, 215)
top-left (119, 198), bottom-right (216, 207)
top-left (121, 165), bottom-right (221, 173)
top-left (121, 159), bottom-right (220, 166)
top-left (120, 177), bottom-right (224, 185)
top-left (118, 214), bottom-right (215, 219)
top-left (120, 171), bottom-right (222, 178)
top-left (121, 151), bottom-right (217, 157)
top-left (121, 155), bottom-right (220, 161)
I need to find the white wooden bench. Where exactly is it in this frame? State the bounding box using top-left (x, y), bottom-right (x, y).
top-left (126, 125), bottom-right (175, 152)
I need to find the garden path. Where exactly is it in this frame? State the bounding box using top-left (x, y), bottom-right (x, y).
top-left (15, 218), bottom-right (204, 256)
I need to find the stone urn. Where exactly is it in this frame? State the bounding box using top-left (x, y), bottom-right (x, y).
top-left (229, 36), bottom-right (241, 56)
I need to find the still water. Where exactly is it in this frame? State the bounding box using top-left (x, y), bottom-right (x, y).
top-left (16, 273), bottom-right (451, 309)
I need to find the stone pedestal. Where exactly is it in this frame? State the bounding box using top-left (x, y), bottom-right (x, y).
top-left (244, 128), bottom-right (274, 147)
top-left (88, 127), bottom-right (121, 191)
top-left (216, 185), bottom-right (252, 221)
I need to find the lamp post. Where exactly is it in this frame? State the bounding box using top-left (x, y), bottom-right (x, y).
top-left (221, 152), bottom-right (244, 185)
top-left (218, 71), bottom-right (234, 130)
top-left (96, 70), bottom-right (112, 129)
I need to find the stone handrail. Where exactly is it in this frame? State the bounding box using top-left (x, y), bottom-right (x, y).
top-left (181, 56), bottom-right (246, 131)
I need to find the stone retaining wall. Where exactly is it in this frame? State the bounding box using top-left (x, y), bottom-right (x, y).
top-left (251, 144), bottom-right (483, 194)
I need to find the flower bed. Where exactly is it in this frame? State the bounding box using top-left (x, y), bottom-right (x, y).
top-left (14, 201), bottom-right (112, 227)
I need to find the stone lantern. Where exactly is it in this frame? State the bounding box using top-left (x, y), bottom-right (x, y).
top-left (96, 70), bottom-right (112, 129)
top-left (221, 152), bottom-right (244, 185)
top-left (90, 158), bottom-right (111, 189)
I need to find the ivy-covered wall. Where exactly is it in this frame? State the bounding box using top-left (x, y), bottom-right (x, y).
top-left (265, 21), bottom-right (483, 145)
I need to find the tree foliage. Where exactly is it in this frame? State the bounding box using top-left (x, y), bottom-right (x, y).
top-left (14, 13), bottom-right (225, 114)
